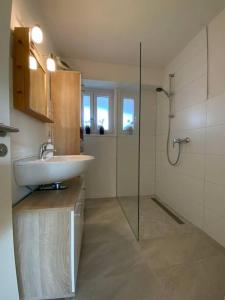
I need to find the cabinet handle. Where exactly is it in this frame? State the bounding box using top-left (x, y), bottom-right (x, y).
top-left (74, 203), bottom-right (82, 216)
top-left (70, 211), bottom-right (75, 293)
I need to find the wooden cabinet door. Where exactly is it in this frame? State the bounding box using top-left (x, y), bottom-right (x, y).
top-left (51, 71), bottom-right (81, 155)
top-left (13, 209), bottom-right (75, 299)
top-left (38, 210), bottom-right (74, 298)
top-left (13, 27), bottom-right (53, 123)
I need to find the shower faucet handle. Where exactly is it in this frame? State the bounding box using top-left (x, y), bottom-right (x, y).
top-left (173, 137), bottom-right (190, 147)
top-left (184, 137), bottom-right (191, 143)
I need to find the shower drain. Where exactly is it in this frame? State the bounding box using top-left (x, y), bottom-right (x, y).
top-left (150, 196), bottom-right (185, 225)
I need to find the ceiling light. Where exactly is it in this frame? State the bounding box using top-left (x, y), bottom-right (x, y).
top-left (29, 55), bottom-right (37, 70)
top-left (31, 25), bottom-right (43, 44)
top-left (47, 54), bottom-right (56, 72)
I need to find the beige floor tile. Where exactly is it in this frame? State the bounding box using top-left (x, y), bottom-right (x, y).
top-left (77, 263), bottom-right (167, 300)
top-left (139, 197), bottom-right (194, 239)
top-left (78, 196), bottom-right (225, 300)
top-left (78, 240), bottom-right (142, 281)
top-left (83, 221), bottom-right (135, 244)
top-left (85, 205), bottom-right (125, 225)
top-left (85, 198), bottom-right (118, 208)
top-left (156, 255), bottom-right (225, 300)
top-left (140, 231), bottom-right (225, 272)
top-left (118, 196), bottom-right (139, 238)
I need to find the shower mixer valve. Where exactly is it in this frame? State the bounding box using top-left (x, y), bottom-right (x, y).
top-left (173, 137), bottom-right (190, 147)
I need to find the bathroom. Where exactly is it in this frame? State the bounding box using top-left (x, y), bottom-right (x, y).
top-left (1, 0), bottom-right (225, 299)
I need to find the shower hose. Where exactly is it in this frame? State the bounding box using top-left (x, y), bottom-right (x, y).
top-left (166, 116), bottom-right (180, 166)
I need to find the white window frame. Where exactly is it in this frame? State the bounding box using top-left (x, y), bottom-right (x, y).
top-left (81, 88), bottom-right (114, 134)
top-left (119, 92), bottom-right (138, 135)
top-left (81, 91), bottom-right (94, 129)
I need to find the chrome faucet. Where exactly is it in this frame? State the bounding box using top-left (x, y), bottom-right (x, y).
top-left (173, 137), bottom-right (190, 148)
top-left (39, 142), bottom-right (55, 160)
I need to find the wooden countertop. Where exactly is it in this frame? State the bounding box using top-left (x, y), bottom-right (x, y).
top-left (13, 177), bottom-right (83, 213)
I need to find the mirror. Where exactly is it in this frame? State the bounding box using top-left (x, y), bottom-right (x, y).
top-left (13, 27), bottom-right (53, 123)
top-left (29, 50), bottom-right (48, 117)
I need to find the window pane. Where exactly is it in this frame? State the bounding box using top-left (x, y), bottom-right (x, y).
top-left (122, 98), bottom-right (135, 132)
top-left (96, 96), bottom-right (109, 130)
top-left (83, 94), bottom-right (91, 127)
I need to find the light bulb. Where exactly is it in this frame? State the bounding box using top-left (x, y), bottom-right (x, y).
top-left (31, 25), bottom-right (43, 44)
top-left (47, 56), bottom-right (56, 72)
top-left (29, 55), bottom-right (37, 70)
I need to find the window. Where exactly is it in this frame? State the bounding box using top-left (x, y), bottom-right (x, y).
top-left (81, 89), bottom-right (114, 133)
top-left (122, 98), bottom-right (135, 131)
top-left (96, 96), bottom-right (110, 130)
top-left (82, 94), bottom-right (92, 127)
top-left (121, 97), bottom-right (135, 134)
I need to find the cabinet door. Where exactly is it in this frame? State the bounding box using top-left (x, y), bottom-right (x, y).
top-left (13, 212), bottom-right (43, 299)
top-left (39, 210), bottom-right (74, 298)
top-left (74, 200), bottom-right (85, 291)
top-left (13, 27), bottom-right (53, 123)
top-left (51, 70), bottom-right (81, 155)
top-left (14, 210), bottom-right (75, 299)
top-left (74, 207), bottom-right (80, 290)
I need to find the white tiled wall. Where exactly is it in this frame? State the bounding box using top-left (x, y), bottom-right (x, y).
top-left (156, 9), bottom-right (225, 248)
top-left (140, 89), bottom-right (156, 196)
top-left (84, 88), bottom-right (156, 198)
top-left (83, 135), bottom-right (117, 198)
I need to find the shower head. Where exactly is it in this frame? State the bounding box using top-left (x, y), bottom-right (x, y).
top-left (155, 87), bottom-right (170, 98)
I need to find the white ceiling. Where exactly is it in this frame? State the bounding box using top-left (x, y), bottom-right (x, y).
top-left (38, 0), bottom-right (225, 68)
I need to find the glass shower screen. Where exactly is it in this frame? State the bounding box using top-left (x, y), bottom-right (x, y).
top-left (116, 44), bottom-right (141, 239)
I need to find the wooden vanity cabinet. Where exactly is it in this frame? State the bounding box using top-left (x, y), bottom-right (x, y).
top-left (51, 71), bottom-right (81, 155)
top-left (13, 178), bottom-right (85, 300)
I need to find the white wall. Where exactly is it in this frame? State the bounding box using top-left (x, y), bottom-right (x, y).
top-left (84, 136), bottom-right (117, 198)
top-left (117, 88), bottom-right (156, 197)
top-left (140, 88), bottom-right (156, 196)
top-left (10, 0), bottom-right (56, 204)
top-left (83, 87), bottom-right (156, 199)
top-left (156, 8), bottom-right (225, 247)
top-left (66, 57), bottom-right (163, 87)
top-left (117, 135), bottom-right (139, 197)
top-left (156, 29), bottom-right (207, 229)
top-left (116, 89), bottom-right (139, 197)
top-left (0, 0), bottom-right (19, 298)
top-left (204, 8), bottom-right (225, 247)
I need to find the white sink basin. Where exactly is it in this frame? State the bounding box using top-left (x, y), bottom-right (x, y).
top-left (14, 155), bottom-right (94, 186)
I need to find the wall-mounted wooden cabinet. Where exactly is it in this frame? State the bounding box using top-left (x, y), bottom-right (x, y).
top-left (13, 27), bottom-right (53, 123)
top-left (51, 71), bottom-right (81, 154)
top-left (13, 28), bottom-right (81, 150)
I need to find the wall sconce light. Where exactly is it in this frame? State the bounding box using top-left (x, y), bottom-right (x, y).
top-left (46, 53), bottom-right (56, 72)
top-left (31, 25), bottom-right (43, 44)
top-left (29, 55), bottom-right (38, 70)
